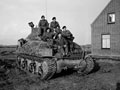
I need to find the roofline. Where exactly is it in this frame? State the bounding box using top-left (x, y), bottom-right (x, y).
top-left (91, 0), bottom-right (112, 26)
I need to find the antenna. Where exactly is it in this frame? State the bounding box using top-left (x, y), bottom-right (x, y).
top-left (45, 0), bottom-right (47, 19)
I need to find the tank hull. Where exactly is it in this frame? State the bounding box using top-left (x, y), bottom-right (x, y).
top-left (16, 54), bottom-right (94, 80)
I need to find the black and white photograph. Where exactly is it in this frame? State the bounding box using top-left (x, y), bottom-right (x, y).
top-left (1, 0), bottom-right (120, 90)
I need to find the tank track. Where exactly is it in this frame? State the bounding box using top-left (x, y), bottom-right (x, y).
top-left (16, 54), bottom-right (57, 80)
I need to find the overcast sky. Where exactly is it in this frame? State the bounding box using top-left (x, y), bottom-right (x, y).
top-left (0, 0), bottom-right (110, 45)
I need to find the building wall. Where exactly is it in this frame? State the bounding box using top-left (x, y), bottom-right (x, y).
top-left (91, 0), bottom-right (120, 56)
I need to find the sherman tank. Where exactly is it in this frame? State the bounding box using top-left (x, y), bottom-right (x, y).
top-left (16, 23), bottom-right (94, 80)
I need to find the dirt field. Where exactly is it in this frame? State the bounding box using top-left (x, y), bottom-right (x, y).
top-left (0, 47), bottom-right (120, 90)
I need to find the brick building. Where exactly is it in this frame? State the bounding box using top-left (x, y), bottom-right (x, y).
top-left (91, 0), bottom-right (120, 56)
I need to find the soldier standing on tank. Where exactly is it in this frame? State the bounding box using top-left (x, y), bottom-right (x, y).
top-left (62, 26), bottom-right (74, 53)
top-left (50, 17), bottom-right (60, 32)
top-left (55, 33), bottom-right (68, 56)
top-left (38, 15), bottom-right (49, 36)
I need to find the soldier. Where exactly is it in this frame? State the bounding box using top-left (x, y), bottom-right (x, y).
top-left (38, 15), bottom-right (49, 36)
top-left (55, 33), bottom-right (68, 56)
top-left (53, 28), bottom-right (62, 39)
top-left (50, 17), bottom-right (60, 32)
top-left (62, 26), bottom-right (74, 53)
top-left (42, 28), bottom-right (54, 41)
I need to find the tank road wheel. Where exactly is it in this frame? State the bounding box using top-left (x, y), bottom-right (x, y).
top-left (35, 62), bottom-right (42, 75)
top-left (17, 57), bottom-right (21, 68)
top-left (32, 62), bottom-right (36, 74)
top-left (27, 60), bottom-right (31, 71)
top-left (22, 59), bottom-right (27, 70)
top-left (40, 58), bottom-right (57, 80)
top-left (29, 63), bottom-right (34, 73)
top-left (77, 55), bottom-right (94, 75)
top-left (28, 61), bottom-right (36, 74)
top-left (20, 58), bottom-right (24, 69)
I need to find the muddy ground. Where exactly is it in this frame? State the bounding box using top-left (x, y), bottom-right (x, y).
top-left (1, 59), bottom-right (120, 90)
top-left (0, 46), bottom-right (120, 90)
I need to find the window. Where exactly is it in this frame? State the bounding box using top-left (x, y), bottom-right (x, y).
top-left (102, 34), bottom-right (110, 49)
top-left (107, 13), bottom-right (115, 24)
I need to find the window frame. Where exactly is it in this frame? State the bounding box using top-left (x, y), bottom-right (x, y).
top-left (101, 34), bottom-right (111, 49)
top-left (107, 12), bottom-right (115, 24)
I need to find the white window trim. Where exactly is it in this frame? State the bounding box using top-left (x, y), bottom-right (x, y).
top-left (102, 34), bottom-right (110, 49)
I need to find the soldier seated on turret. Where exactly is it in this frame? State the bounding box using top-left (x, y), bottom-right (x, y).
top-left (50, 17), bottom-right (60, 32)
top-left (41, 28), bottom-right (54, 42)
top-left (53, 28), bottom-right (62, 39)
top-left (62, 26), bottom-right (74, 53)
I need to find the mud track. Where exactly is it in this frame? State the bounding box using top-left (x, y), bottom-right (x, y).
top-left (0, 58), bottom-right (120, 90)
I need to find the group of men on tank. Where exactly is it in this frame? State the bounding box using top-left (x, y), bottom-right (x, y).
top-left (29, 15), bottom-right (74, 56)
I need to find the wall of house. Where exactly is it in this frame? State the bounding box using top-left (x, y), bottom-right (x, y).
top-left (91, 0), bottom-right (120, 56)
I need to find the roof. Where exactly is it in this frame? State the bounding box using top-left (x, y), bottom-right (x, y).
top-left (91, 0), bottom-right (113, 26)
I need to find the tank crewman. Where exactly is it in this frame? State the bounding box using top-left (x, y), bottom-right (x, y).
top-left (55, 33), bottom-right (68, 56)
top-left (42, 28), bottom-right (54, 41)
top-left (62, 26), bottom-right (74, 53)
top-left (38, 15), bottom-right (49, 36)
top-left (53, 28), bottom-right (62, 39)
top-left (50, 17), bottom-right (60, 32)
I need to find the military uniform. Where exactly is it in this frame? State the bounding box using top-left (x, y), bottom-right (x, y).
top-left (50, 21), bottom-right (60, 31)
top-left (42, 32), bottom-right (54, 41)
top-left (55, 36), bottom-right (68, 56)
top-left (62, 30), bottom-right (73, 39)
top-left (38, 19), bottom-right (49, 36)
top-left (62, 30), bottom-right (74, 53)
top-left (53, 28), bottom-right (62, 39)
